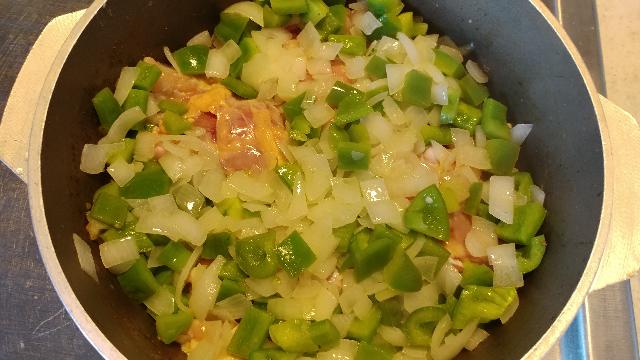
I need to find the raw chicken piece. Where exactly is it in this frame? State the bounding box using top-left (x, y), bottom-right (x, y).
top-left (144, 57), bottom-right (211, 102)
top-left (446, 211), bottom-right (487, 264)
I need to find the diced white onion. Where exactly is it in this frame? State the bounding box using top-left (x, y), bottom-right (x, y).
top-left (362, 112), bottom-right (393, 144)
top-left (456, 146), bottom-right (491, 170)
top-left (431, 82), bottom-right (449, 106)
top-left (379, 326), bottom-right (408, 347)
top-left (187, 30), bottom-right (212, 47)
top-left (309, 42), bottom-right (343, 60)
top-left (114, 67), bottom-right (140, 105)
top-left (489, 176), bottom-right (515, 224)
top-left (175, 246), bottom-right (202, 311)
top-left (360, 178), bottom-right (402, 225)
top-left (382, 96), bottom-right (406, 125)
top-left (531, 184), bottom-right (546, 205)
top-left (136, 208), bottom-right (207, 246)
top-left (314, 286), bottom-right (339, 320)
top-left (219, 40), bottom-right (242, 63)
top-left (211, 294), bottom-right (252, 320)
top-left (80, 142), bottom-right (125, 174)
top-left (133, 132), bottom-right (157, 162)
top-left (146, 95), bottom-right (160, 117)
top-left (385, 64), bottom-right (411, 95)
top-left (257, 78), bottom-right (279, 100)
top-left (246, 277), bottom-right (278, 297)
top-left (73, 233), bottom-right (98, 282)
top-left (223, 1), bottom-right (264, 27)
top-left (343, 56), bottom-right (367, 80)
top-left (413, 256), bottom-right (440, 281)
top-left (475, 125), bottom-right (487, 148)
top-left (466, 60), bottom-right (488, 83)
top-left (500, 292), bottom-right (519, 323)
top-left (317, 339), bottom-right (358, 360)
top-left (290, 146), bottom-right (332, 203)
top-left (366, 91), bottom-right (388, 107)
top-left (331, 314), bottom-right (354, 338)
top-left (307, 58), bottom-right (332, 76)
top-left (163, 46), bottom-right (181, 74)
top-left (397, 32), bottom-right (419, 65)
top-left (304, 102), bottom-right (335, 128)
top-left (431, 316), bottom-right (478, 360)
top-left (436, 263), bottom-right (462, 296)
top-left (438, 45), bottom-right (463, 63)
top-left (98, 107), bottom-right (147, 144)
top-left (188, 321), bottom-right (234, 360)
top-left (354, 11), bottom-right (382, 35)
top-left (99, 237), bottom-right (139, 269)
top-left (144, 287), bottom-right (175, 316)
top-left (298, 22), bottom-right (321, 51)
top-left (403, 283), bottom-right (439, 313)
top-left (107, 159), bottom-right (140, 186)
top-left (205, 49), bottom-right (230, 79)
top-left (190, 256), bottom-right (225, 320)
top-left (464, 328), bottom-right (490, 351)
top-left (227, 171), bottom-right (274, 203)
top-left (511, 124), bottom-right (533, 145)
top-left (487, 243), bottom-right (524, 287)
top-left (465, 216), bottom-right (498, 257)
top-left (376, 36), bottom-right (406, 64)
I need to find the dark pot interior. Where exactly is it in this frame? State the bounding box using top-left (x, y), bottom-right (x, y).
top-left (39, 0), bottom-right (603, 358)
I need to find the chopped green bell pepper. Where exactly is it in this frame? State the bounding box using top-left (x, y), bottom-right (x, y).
top-left (156, 310), bottom-right (193, 344)
top-left (219, 260), bottom-right (248, 281)
top-left (481, 98), bottom-right (511, 140)
top-left (158, 241), bottom-right (191, 272)
top-left (275, 231), bottom-right (317, 277)
top-left (289, 115), bottom-right (313, 142)
top-left (369, 14), bottom-right (400, 40)
top-left (334, 221), bottom-right (358, 253)
top-left (440, 86), bottom-right (461, 126)
top-left (365, 55), bottom-right (389, 80)
top-left (228, 306), bottom-right (275, 358)
top-left (304, 0), bottom-right (330, 24)
top-left (215, 13), bottom-right (250, 43)
top-left (123, 89), bottom-right (149, 119)
top-left (92, 87), bottom-right (122, 129)
top-left (117, 257), bottom-right (159, 302)
top-left (452, 285), bottom-right (517, 329)
top-left (317, 5), bottom-right (348, 38)
top-left (460, 261), bottom-right (494, 287)
top-left (421, 125), bottom-right (453, 145)
top-left (353, 235), bottom-right (398, 281)
top-left (120, 161), bottom-right (172, 199)
top-left (202, 232), bottom-right (232, 260)
top-left (517, 235), bottom-right (546, 273)
top-left (172, 45), bottom-right (209, 75)
top-left (347, 123), bottom-right (370, 143)
top-left (101, 226), bottom-right (154, 253)
top-left (440, 185), bottom-right (460, 213)
top-left (158, 99), bottom-right (188, 116)
top-left (269, 320), bottom-right (318, 353)
top-left (264, 5), bottom-right (291, 27)
top-left (514, 171), bottom-right (533, 201)
top-left (453, 101), bottom-right (482, 133)
top-left (378, 297), bottom-right (404, 327)
top-left (486, 139), bottom-right (520, 175)
top-left (327, 81), bottom-right (365, 107)
top-left (309, 320), bottom-right (341, 350)
top-left (418, 238), bottom-right (451, 274)
top-left (270, 0), bottom-right (308, 14)
top-left (367, 0), bottom-right (402, 17)
top-left (402, 70), bottom-right (432, 108)
top-left (134, 61), bottom-right (162, 91)
top-left (154, 268), bottom-right (174, 285)
top-left (172, 183), bottom-right (205, 217)
top-left (218, 197), bottom-right (251, 219)
top-left (327, 123), bottom-right (350, 149)
top-left (477, 202), bottom-right (499, 223)
top-left (403, 306), bottom-right (447, 346)
top-left (249, 350), bottom-right (297, 360)
top-left (218, 278), bottom-right (245, 301)
top-left (92, 181), bottom-right (120, 203)
top-left (355, 342), bottom-right (392, 360)
top-left (107, 138), bottom-right (136, 164)
top-left (222, 76), bottom-right (258, 99)
top-left (283, 92), bottom-right (307, 121)
top-left (459, 74), bottom-right (489, 106)
top-left (337, 141), bottom-right (371, 170)
top-left (90, 192), bottom-right (129, 229)
top-left (464, 182), bottom-right (483, 216)
top-left (496, 202), bottom-right (546, 245)
top-left (148, 234), bottom-right (171, 246)
top-left (328, 34), bottom-right (367, 56)
top-left (334, 97), bottom-right (373, 127)
top-left (404, 185), bottom-right (450, 241)
top-left (275, 163), bottom-right (303, 191)
top-left (347, 306), bottom-right (382, 342)
top-left (163, 111), bottom-right (192, 135)
top-left (383, 247), bottom-right (422, 292)
top-left (434, 49), bottom-right (465, 78)
top-left (235, 231), bottom-right (279, 278)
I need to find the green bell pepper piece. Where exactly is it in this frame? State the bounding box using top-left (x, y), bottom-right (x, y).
top-left (517, 235), bottom-right (547, 273)
top-left (317, 5), bottom-right (348, 38)
top-left (402, 70), bottom-right (432, 108)
top-left (157, 241), bottom-right (191, 272)
top-left (383, 247), bottom-right (422, 292)
top-left (309, 320), bottom-right (341, 350)
top-left (148, 234), bottom-right (171, 246)
top-left (218, 278), bottom-right (245, 301)
top-left (453, 101), bottom-right (482, 133)
top-left (264, 5), bottom-right (291, 27)
top-left (275, 231), bottom-right (317, 277)
top-left (327, 123), bottom-right (350, 149)
top-left (440, 185), bottom-right (460, 213)
top-left (218, 197), bottom-right (252, 219)
top-left (269, 320), bottom-right (318, 353)
top-left (230, 37), bottom-right (260, 78)
top-left (154, 268), bottom-right (174, 285)
top-left (328, 34), bottom-right (367, 56)
top-left (122, 89), bottom-right (149, 113)
top-left (341, 228), bottom-right (370, 271)
top-left (403, 306), bottom-right (447, 346)
top-left (486, 139), bottom-right (520, 175)
top-left (250, 350), bottom-right (298, 360)
top-left (404, 185), bottom-right (450, 240)
top-left (452, 285), bottom-right (517, 329)
top-left (202, 232), bottom-right (233, 260)
top-left (378, 297), bottom-right (404, 327)
top-left (459, 74), bottom-right (489, 106)
top-left (496, 202), bottom-right (546, 245)
top-left (347, 123), bottom-right (370, 143)
top-left (353, 236), bottom-right (398, 281)
top-left (92, 181), bottom-right (120, 203)
top-left (172, 183), bottom-right (205, 217)
top-left (334, 221), bottom-right (358, 254)
top-left (117, 257), bottom-right (159, 302)
top-left (421, 125), bottom-right (452, 145)
top-left (276, 163), bottom-right (303, 191)
top-left (418, 238), bottom-right (451, 274)
top-left (101, 226), bottom-right (154, 253)
top-left (304, 0), bottom-right (329, 24)
top-left (514, 171), bottom-right (533, 201)
top-left (355, 342), bottom-right (392, 360)
top-left (481, 98), bottom-right (511, 140)
top-left (235, 231), bottom-right (279, 278)
top-left (336, 141), bottom-right (371, 170)
top-left (335, 97), bottom-right (373, 127)
top-left (270, 0), bottom-right (308, 14)
top-left (228, 306), bottom-right (275, 358)
top-left (172, 45), bottom-right (209, 75)
top-left (440, 86), bottom-right (461, 126)
top-left (158, 99), bottom-right (188, 116)
top-left (434, 49), bottom-right (465, 79)
top-left (120, 161), bottom-right (172, 199)
top-left (365, 55), bottom-right (389, 80)
top-left (373, 224), bottom-right (413, 249)
top-left (367, 0), bottom-right (402, 17)
top-left (289, 115), bottom-right (313, 142)
top-left (107, 138), bottom-right (136, 164)
top-left (156, 310), bottom-right (193, 344)
top-left (221, 77), bottom-right (258, 99)
top-left (133, 61), bottom-right (162, 91)
top-left (347, 306), bottom-right (382, 342)
top-left (477, 202), bottom-right (499, 223)
top-left (90, 192), bottom-right (129, 229)
top-left (369, 14), bottom-right (400, 40)
top-left (215, 13), bottom-right (250, 43)
top-left (463, 182), bottom-right (484, 216)
top-left (327, 81), bottom-right (365, 107)
top-left (396, 12), bottom-right (414, 35)
top-left (460, 261), bottom-right (494, 287)
top-left (283, 92), bottom-right (307, 121)
top-left (163, 111), bottom-right (192, 135)
top-left (92, 87), bottom-right (122, 129)
top-left (219, 260), bottom-right (248, 281)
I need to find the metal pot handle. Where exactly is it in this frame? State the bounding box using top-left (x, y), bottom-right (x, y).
top-left (1, 10), bottom-right (638, 291)
top-left (589, 96), bottom-right (640, 291)
top-left (0, 10), bottom-right (85, 182)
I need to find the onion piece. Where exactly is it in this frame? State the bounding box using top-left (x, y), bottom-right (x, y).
top-left (80, 142), bottom-right (125, 174)
top-left (511, 124), bottom-right (533, 145)
top-left (431, 316), bottom-right (478, 360)
top-left (113, 67), bottom-right (140, 105)
top-left (385, 64), bottom-right (411, 95)
top-left (456, 146), bottom-right (491, 170)
top-left (98, 107), bottom-right (147, 144)
top-left (257, 78), bottom-right (279, 100)
top-left (343, 56), bottom-right (367, 80)
top-left (190, 256), bottom-right (226, 320)
top-left (438, 44), bottom-right (463, 63)
top-left (378, 326), bottom-right (408, 347)
top-left (331, 314), bottom-right (354, 338)
top-left (354, 11), bottom-right (382, 35)
top-left (99, 238), bottom-right (138, 269)
top-left (464, 328), bottom-right (490, 351)
top-left (298, 22), bottom-right (321, 51)
top-left (107, 159), bottom-right (141, 186)
top-left (211, 294), bottom-right (252, 320)
top-left (205, 49), bottom-right (230, 79)
top-left (403, 283), bottom-right (439, 313)
top-left (187, 30), bottom-right (212, 47)
top-left (464, 216), bottom-right (498, 257)
top-left (163, 46), bottom-right (181, 74)
top-left (489, 175), bottom-right (515, 224)
top-left (466, 60), bottom-right (489, 83)
top-left (73, 233), bottom-right (98, 282)
top-left (413, 256), bottom-right (440, 281)
top-left (431, 82), bottom-right (449, 105)
top-left (223, 1), bottom-right (264, 27)
top-left (175, 246), bottom-right (202, 311)
top-left (360, 178), bottom-right (402, 225)
top-left (362, 112), bottom-right (393, 144)
top-left (188, 321), bottom-right (235, 360)
top-left (309, 42), bottom-right (343, 60)
top-left (382, 96), bottom-right (406, 125)
top-left (499, 292), bottom-right (520, 323)
top-left (158, 152), bottom-right (185, 183)
top-left (133, 132), bottom-right (158, 162)
top-left (144, 287), bottom-right (175, 316)
top-left (219, 40), bottom-right (242, 63)
top-left (397, 32), bottom-right (419, 65)
top-left (475, 125), bottom-right (487, 148)
top-left (436, 263), bottom-right (462, 296)
top-left (304, 102), bottom-right (335, 128)
top-left (290, 146), bottom-right (332, 203)
top-left (227, 171), bottom-right (274, 203)
top-left (531, 184), bottom-right (546, 205)
top-left (317, 339), bottom-right (358, 360)
top-left (487, 243), bottom-right (524, 287)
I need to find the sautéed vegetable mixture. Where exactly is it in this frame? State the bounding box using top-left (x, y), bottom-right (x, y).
top-left (77, 0), bottom-right (548, 359)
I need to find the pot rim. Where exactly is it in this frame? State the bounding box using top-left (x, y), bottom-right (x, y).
top-left (26, 0), bottom-right (613, 359)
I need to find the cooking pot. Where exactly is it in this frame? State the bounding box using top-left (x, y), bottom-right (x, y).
top-left (1, 0), bottom-right (639, 358)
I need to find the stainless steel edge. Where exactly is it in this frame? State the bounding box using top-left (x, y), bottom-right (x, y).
top-left (27, 1), bottom-right (126, 359)
top-left (521, 1), bottom-right (613, 359)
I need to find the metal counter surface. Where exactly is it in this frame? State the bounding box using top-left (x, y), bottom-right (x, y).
top-left (0, 0), bottom-right (637, 358)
